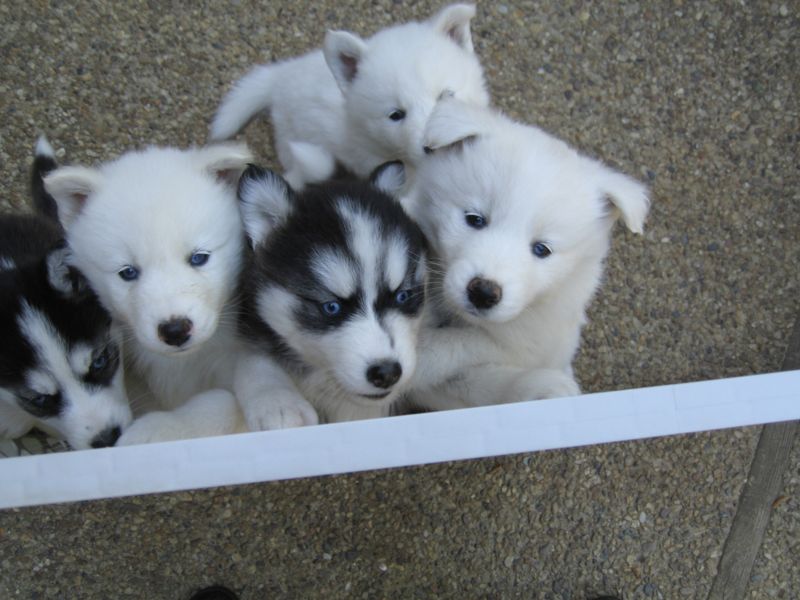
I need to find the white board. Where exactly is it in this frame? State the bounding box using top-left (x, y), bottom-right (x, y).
top-left (1, 370), bottom-right (798, 509)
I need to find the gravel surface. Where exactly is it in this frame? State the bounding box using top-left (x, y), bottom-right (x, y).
top-left (0, 1), bottom-right (797, 598)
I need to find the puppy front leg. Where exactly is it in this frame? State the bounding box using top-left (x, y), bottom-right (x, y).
top-left (118, 389), bottom-right (246, 446)
top-left (234, 351), bottom-right (319, 431)
top-left (411, 325), bottom-right (502, 389)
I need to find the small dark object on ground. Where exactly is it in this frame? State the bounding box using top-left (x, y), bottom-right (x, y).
top-left (188, 585), bottom-right (239, 600)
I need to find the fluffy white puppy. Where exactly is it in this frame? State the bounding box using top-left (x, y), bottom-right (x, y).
top-left (210, 3), bottom-right (489, 189)
top-left (43, 144), bottom-right (255, 443)
top-left (404, 99), bottom-right (650, 409)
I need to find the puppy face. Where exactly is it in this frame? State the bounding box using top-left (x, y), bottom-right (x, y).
top-left (44, 145), bottom-right (252, 355)
top-left (411, 101), bottom-right (649, 325)
top-left (324, 3), bottom-right (489, 168)
top-left (239, 167), bottom-right (428, 407)
top-left (0, 250), bottom-right (131, 449)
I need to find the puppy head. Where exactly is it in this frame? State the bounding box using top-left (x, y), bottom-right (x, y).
top-left (0, 248), bottom-right (131, 449)
top-left (411, 100), bottom-right (650, 324)
top-left (323, 3), bottom-right (489, 169)
top-left (239, 166), bottom-right (428, 406)
top-left (44, 144), bottom-right (252, 354)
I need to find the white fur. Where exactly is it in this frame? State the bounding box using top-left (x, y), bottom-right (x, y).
top-left (0, 302), bottom-right (132, 449)
top-left (210, 3), bottom-right (489, 187)
top-left (404, 100), bottom-right (650, 409)
top-left (44, 144), bottom-right (254, 443)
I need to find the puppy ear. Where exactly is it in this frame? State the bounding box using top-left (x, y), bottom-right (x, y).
top-left (43, 166), bottom-right (104, 229)
top-left (596, 167), bottom-right (650, 234)
top-left (370, 161), bottom-right (406, 197)
top-left (237, 165), bottom-right (295, 248)
top-left (193, 143), bottom-right (254, 187)
top-left (422, 98), bottom-right (487, 154)
top-left (428, 3), bottom-right (476, 52)
top-left (323, 30), bottom-right (368, 91)
top-left (45, 243), bottom-right (92, 299)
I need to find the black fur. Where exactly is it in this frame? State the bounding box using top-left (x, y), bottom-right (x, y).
top-left (30, 146), bottom-right (59, 223)
top-left (238, 168), bottom-right (427, 375)
top-left (1, 147), bottom-right (117, 421)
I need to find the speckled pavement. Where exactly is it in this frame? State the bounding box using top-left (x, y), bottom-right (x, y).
top-left (0, 2), bottom-right (797, 598)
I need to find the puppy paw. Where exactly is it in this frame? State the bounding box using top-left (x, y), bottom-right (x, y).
top-left (242, 392), bottom-right (319, 431)
top-left (117, 411), bottom-right (180, 446)
top-left (511, 369), bottom-right (581, 401)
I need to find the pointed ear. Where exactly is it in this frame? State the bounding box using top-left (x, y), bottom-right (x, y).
top-left (422, 98), bottom-right (488, 154)
top-left (237, 165), bottom-right (295, 248)
top-left (43, 166), bottom-right (104, 229)
top-left (193, 143), bottom-right (253, 187)
top-left (45, 243), bottom-right (92, 299)
top-left (370, 161), bottom-right (406, 197)
top-left (428, 3), bottom-right (476, 52)
top-left (323, 30), bottom-right (368, 91)
top-left (596, 167), bottom-right (650, 234)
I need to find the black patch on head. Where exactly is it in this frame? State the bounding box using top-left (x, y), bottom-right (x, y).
top-left (0, 214), bottom-right (113, 402)
top-left (238, 175), bottom-right (428, 371)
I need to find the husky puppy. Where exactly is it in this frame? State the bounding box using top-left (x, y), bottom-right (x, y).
top-left (210, 3), bottom-right (489, 189)
top-left (403, 100), bottom-right (650, 409)
top-left (42, 142), bottom-right (253, 443)
top-left (235, 163), bottom-right (427, 424)
top-left (0, 140), bottom-right (131, 449)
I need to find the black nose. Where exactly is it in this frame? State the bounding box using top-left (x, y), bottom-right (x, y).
top-left (91, 426), bottom-right (121, 448)
top-left (366, 361), bottom-right (403, 389)
top-left (158, 317), bottom-right (193, 347)
top-left (466, 277), bottom-right (502, 310)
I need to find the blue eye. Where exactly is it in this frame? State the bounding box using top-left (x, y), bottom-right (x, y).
top-left (532, 242), bottom-right (552, 258)
top-left (91, 352), bottom-right (108, 372)
top-left (189, 251), bottom-right (210, 267)
top-left (389, 109), bottom-right (406, 121)
top-left (465, 211), bottom-right (487, 229)
top-left (118, 266), bottom-right (139, 281)
top-left (395, 290), bottom-right (411, 304)
top-left (322, 301), bottom-right (342, 316)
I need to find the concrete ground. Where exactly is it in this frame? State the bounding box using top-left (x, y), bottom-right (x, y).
top-left (0, 1), bottom-right (797, 598)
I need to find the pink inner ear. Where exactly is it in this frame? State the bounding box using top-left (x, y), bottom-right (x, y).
top-left (340, 53), bottom-right (358, 81)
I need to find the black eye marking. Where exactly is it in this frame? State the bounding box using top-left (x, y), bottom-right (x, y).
top-left (531, 242), bottom-right (553, 258)
top-left (389, 109), bottom-right (406, 122)
top-left (84, 343), bottom-right (120, 387)
top-left (464, 211), bottom-right (488, 229)
top-left (19, 391), bottom-right (63, 418)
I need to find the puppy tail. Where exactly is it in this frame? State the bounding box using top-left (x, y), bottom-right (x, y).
top-left (31, 136), bottom-right (60, 223)
top-left (210, 64), bottom-right (278, 141)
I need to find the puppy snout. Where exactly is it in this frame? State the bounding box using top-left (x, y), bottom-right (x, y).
top-left (467, 277), bottom-right (503, 310)
top-left (90, 426), bottom-right (121, 449)
top-left (366, 361), bottom-right (403, 389)
top-left (158, 317), bottom-right (193, 347)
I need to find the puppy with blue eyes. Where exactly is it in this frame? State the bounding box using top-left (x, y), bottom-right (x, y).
top-left (210, 3), bottom-right (489, 189)
top-left (0, 140), bottom-right (131, 449)
top-left (42, 141), bottom-right (253, 444)
top-left (234, 163), bottom-right (428, 425)
top-left (403, 99), bottom-right (651, 409)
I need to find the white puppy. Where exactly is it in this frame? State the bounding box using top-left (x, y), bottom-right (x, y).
top-left (43, 144), bottom-right (254, 443)
top-left (404, 99), bottom-right (650, 409)
top-left (210, 3), bottom-right (489, 189)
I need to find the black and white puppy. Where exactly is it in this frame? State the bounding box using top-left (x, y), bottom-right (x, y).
top-left (234, 163), bottom-right (427, 425)
top-left (0, 140), bottom-right (131, 449)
